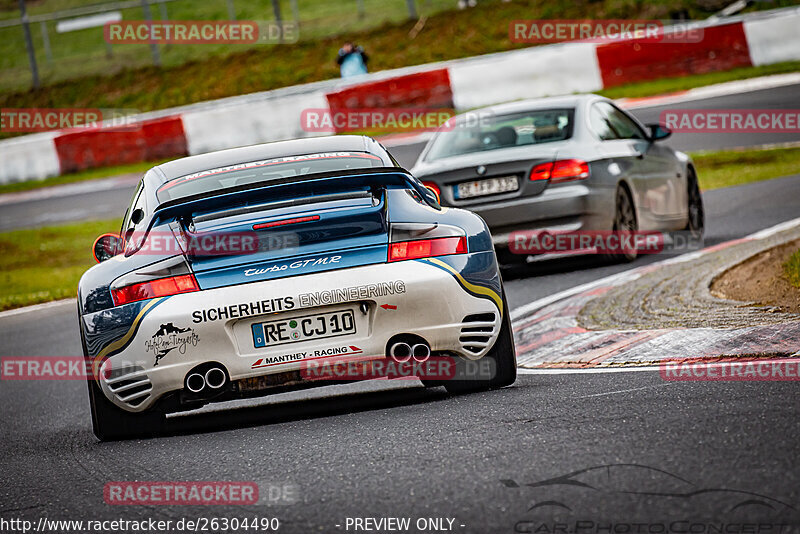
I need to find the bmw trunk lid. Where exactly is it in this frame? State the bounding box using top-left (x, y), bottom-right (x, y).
top-left (413, 147), bottom-right (559, 212)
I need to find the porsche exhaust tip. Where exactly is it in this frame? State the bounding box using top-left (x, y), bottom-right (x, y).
top-left (205, 367), bottom-right (227, 389)
top-left (389, 342), bottom-right (412, 363)
top-left (186, 373), bottom-right (205, 393)
top-left (411, 343), bottom-right (431, 362)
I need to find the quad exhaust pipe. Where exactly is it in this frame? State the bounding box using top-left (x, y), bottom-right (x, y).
top-left (389, 342), bottom-right (412, 363)
top-left (185, 365), bottom-right (227, 394)
top-left (411, 343), bottom-right (431, 362)
top-left (205, 367), bottom-right (226, 389)
top-left (389, 341), bottom-right (431, 363)
top-left (186, 372), bottom-right (205, 393)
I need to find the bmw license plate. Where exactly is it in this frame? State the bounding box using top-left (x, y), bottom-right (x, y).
top-left (252, 309), bottom-right (356, 348)
top-left (453, 175), bottom-right (519, 199)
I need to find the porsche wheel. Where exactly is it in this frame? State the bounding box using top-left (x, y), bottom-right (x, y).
top-left (80, 310), bottom-right (165, 441)
top-left (88, 379), bottom-right (165, 441)
top-left (444, 292), bottom-right (516, 393)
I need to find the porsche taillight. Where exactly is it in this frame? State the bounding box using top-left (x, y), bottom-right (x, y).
top-left (111, 274), bottom-right (199, 306)
top-left (388, 236), bottom-right (467, 262)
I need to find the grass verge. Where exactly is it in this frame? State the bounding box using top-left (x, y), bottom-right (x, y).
top-left (784, 249), bottom-right (800, 288)
top-left (0, 159), bottom-right (170, 195)
top-left (689, 146), bottom-right (800, 190)
top-left (0, 218), bottom-right (120, 311)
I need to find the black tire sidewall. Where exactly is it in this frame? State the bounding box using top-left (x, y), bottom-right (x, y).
top-left (445, 291), bottom-right (517, 393)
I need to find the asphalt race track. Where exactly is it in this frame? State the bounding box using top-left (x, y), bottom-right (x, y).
top-left (1, 86), bottom-right (799, 531)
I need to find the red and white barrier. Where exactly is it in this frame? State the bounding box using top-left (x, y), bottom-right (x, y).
top-left (449, 43), bottom-right (602, 110)
top-left (55, 116), bottom-right (186, 174)
top-left (595, 22), bottom-right (752, 87)
top-left (182, 91), bottom-right (329, 155)
top-left (0, 134), bottom-right (61, 185)
top-left (743, 10), bottom-right (800, 66)
top-left (1, 7), bottom-right (799, 185)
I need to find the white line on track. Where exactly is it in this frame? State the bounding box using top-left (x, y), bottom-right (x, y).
top-left (0, 298), bottom-right (74, 319)
top-left (618, 72), bottom-right (800, 110)
top-left (518, 366), bottom-right (661, 375)
top-left (574, 383), bottom-right (673, 398)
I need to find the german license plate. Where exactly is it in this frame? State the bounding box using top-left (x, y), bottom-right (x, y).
top-left (453, 175), bottom-right (519, 199)
top-left (252, 309), bottom-right (356, 348)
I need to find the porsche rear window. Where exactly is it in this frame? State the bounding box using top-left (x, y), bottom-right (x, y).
top-left (157, 152), bottom-right (383, 203)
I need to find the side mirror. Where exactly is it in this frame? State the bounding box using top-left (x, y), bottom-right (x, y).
top-left (647, 123), bottom-right (671, 141)
top-left (93, 233), bottom-right (122, 263)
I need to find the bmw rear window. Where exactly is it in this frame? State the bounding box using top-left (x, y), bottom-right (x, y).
top-left (425, 108), bottom-right (574, 161)
top-left (157, 152), bottom-right (384, 203)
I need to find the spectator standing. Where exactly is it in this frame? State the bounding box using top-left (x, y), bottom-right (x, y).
top-left (337, 42), bottom-right (369, 78)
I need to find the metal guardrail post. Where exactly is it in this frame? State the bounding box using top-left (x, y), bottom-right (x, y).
top-left (406, 0), bottom-right (417, 19)
top-left (40, 20), bottom-right (53, 65)
top-left (18, 0), bottom-right (40, 88)
top-left (271, 0), bottom-right (283, 43)
top-left (140, 0), bottom-right (161, 66)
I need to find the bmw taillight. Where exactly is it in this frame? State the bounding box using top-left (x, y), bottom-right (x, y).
top-left (388, 236), bottom-right (467, 262)
top-left (111, 274), bottom-right (199, 306)
top-left (529, 159), bottom-right (590, 183)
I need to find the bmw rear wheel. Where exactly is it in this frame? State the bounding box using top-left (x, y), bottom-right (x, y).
top-left (607, 184), bottom-right (638, 263)
top-left (684, 168), bottom-right (704, 239)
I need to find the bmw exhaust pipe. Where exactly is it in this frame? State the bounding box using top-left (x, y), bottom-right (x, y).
top-left (389, 342), bottom-right (412, 363)
top-left (205, 367), bottom-right (227, 389)
top-left (186, 373), bottom-right (205, 393)
top-left (411, 343), bottom-right (431, 363)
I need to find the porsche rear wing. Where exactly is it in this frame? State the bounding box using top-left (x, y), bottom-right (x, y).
top-left (151, 168), bottom-right (439, 224)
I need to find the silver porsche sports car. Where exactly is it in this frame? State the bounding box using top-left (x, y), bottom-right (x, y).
top-left (79, 135), bottom-right (516, 441)
top-left (410, 94), bottom-right (704, 264)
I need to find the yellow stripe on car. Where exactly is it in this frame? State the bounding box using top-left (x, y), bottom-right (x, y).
top-left (92, 297), bottom-right (165, 375)
top-left (424, 257), bottom-right (503, 316)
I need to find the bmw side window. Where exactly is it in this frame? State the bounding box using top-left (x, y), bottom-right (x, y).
top-left (599, 103), bottom-right (647, 140)
top-left (590, 105), bottom-right (618, 141)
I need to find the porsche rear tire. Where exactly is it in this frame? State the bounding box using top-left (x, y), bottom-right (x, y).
top-left (79, 309), bottom-right (165, 441)
top-left (444, 293), bottom-right (516, 393)
top-left (88, 378), bottom-right (165, 441)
